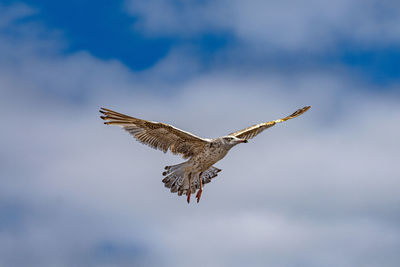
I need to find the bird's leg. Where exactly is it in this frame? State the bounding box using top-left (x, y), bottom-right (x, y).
top-left (196, 172), bottom-right (203, 203)
top-left (186, 190), bottom-right (191, 204)
top-left (186, 173), bottom-right (192, 204)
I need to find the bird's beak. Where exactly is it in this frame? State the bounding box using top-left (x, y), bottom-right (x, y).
top-left (239, 139), bottom-right (248, 143)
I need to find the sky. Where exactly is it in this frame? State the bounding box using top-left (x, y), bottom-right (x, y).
top-left (0, 1), bottom-right (400, 266)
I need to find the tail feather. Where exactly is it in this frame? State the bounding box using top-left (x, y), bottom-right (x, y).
top-left (162, 162), bottom-right (186, 176)
top-left (162, 163), bottom-right (186, 192)
top-left (162, 164), bottom-right (222, 197)
top-left (201, 166), bottom-right (221, 185)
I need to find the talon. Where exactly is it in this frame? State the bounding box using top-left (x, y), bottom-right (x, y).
top-left (186, 190), bottom-right (191, 204)
top-left (196, 189), bottom-right (202, 203)
top-left (196, 172), bottom-right (203, 203)
top-left (186, 173), bottom-right (192, 204)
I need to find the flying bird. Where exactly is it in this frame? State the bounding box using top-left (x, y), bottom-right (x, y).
top-left (100, 106), bottom-right (310, 203)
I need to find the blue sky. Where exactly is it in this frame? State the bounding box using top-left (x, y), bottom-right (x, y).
top-left (3, 0), bottom-right (232, 71)
top-left (17, 0), bottom-right (172, 70)
top-left (1, 1), bottom-right (400, 266)
top-left (4, 0), bottom-right (400, 83)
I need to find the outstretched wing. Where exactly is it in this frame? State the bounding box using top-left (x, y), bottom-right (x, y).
top-left (229, 106), bottom-right (311, 140)
top-left (100, 108), bottom-right (208, 159)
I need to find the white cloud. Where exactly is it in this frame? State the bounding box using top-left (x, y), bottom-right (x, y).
top-left (126, 0), bottom-right (229, 36)
top-left (1, 2), bottom-right (400, 267)
top-left (0, 2), bottom-right (36, 27)
top-left (126, 0), bottom-right (400, 51)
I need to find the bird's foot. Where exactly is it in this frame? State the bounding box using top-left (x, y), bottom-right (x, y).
top-left (196, 188), bottom-right (203, 203)
top-left (186, 190), bottom-right (191, 204)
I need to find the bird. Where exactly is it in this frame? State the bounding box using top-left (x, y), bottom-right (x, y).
top-left (100, 106), bottom-right (310, 203)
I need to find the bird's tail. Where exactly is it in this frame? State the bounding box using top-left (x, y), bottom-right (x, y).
top-left (200, 166), bottom-right (221, 185)
top-left (162, 164), bottom-right (221, 196)
top-left (162, 163), bottom-right (187, 196)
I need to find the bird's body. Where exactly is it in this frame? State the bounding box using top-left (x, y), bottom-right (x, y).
top-left (100, 106), bottom-right (310, 203)
top-left (190, 139), bottom-right (230, 171)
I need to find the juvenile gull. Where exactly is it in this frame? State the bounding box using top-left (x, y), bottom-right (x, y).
top-left (100, 106), bottom-right (310, 203)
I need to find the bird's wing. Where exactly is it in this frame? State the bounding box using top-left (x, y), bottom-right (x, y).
top-left (100, 108), bottom-right (209, 159)
top-left (228, 106), bottom-right (311, 140)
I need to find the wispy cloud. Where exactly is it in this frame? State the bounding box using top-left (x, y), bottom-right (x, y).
top-left (126, 0), bottom-right (400, 51)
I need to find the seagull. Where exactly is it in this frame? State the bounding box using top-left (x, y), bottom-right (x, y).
top-left (100, 106), bottom-right (310, 203)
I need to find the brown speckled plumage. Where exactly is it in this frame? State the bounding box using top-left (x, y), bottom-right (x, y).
top-left (100, 106), bottom-right (310, 203)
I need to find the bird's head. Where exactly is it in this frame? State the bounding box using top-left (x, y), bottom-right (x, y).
top-left (221, 136), bottom-right (248, 146)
